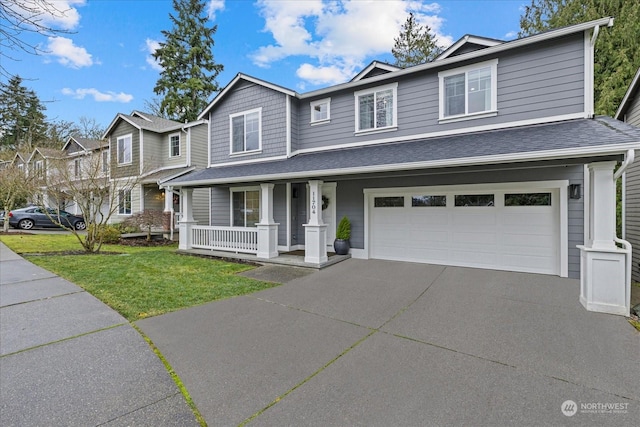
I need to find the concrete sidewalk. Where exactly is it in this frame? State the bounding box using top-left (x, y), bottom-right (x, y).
top-left (139, 259), bottom-right (640, 426)
top-left (0, 242), bottom-right (198, 426)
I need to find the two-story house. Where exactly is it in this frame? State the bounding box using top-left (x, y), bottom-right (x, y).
top-left (59, 135), bottom-right (111, 219)
top-left (167, 17), bottom-right (640, 316)
top-left (26, 147), bottom-right (63, 208)
top-left (102, 111), bottom-right (209, 228)
top-left (616, 67), bottom-right (640, 283)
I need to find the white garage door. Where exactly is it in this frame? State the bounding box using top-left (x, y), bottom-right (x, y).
top-left (369, 186), bottom-right (560, 275)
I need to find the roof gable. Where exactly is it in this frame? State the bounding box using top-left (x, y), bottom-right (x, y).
top-left (197, 73), bottom-right (297, 120)
top-left (615, 67), bottom-right (640, 120)
top-left (436, 35), bottom-right (504, 60)
top-left (351, 61), bottom-right (401, 81)
top-left (103, 111), bottom-right (183, 138)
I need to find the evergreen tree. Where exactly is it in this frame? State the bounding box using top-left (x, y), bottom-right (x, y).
top-left (392, 13), bottom-right (443, 68)
top-left (152, 0), bottom-right (223, 123)
top-left (0, 75), bottom-right (47, 151)
top-left (519, 0), bottom-right (640, 116)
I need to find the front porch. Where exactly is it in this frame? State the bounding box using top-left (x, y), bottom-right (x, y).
top-left (176, 247), bottom-right (350, 269)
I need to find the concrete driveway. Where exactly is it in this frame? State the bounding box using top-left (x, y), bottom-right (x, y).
top-left (137, 259), bottom-right (639, 426)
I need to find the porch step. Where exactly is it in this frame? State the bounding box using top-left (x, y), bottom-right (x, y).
top-left (176, 248), bottom-right (350, 269)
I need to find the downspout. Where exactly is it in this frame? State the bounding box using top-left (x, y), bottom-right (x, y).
top-left (613, 149), bottom-right (634, 312)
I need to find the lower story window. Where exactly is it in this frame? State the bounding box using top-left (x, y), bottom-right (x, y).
top-left (232, 190), bottom-right (260, 227)
top-left (119, 190), bottom-right (132, 215)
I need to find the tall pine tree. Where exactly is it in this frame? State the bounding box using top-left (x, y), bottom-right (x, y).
top-left (519, 0), bottom-right (640, 116)
top-left (152, 0), bottom-right (223, 123)
top-left (392, 13), bottom-right (442, 68)
top-left (0, 75), bottom-right (47, 151)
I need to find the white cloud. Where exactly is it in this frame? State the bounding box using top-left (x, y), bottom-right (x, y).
top-left (6, 0), bottom-right (86, 30)
top-left (145, 38), bottom-right (163, 71)
top-left (504, 31), bottom-right (518, 39)
top-left (62, 88), bottom-right (133, 103)
top-left (207, 0), bottom-right (225, 20)
top-left (251, 0), bottom-right (454, 86)
top-left (46, 36), bottom-right (93, 68)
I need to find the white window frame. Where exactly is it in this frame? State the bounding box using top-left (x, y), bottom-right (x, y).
top-left (229, 186), bottom-right (261, 227)
top-left (35, 160), bottom-right (44, 178)
top-left (74, 158), bottom-right (81, 178)
top-left (117, 134), bottom-right (133, 165)
top-left (118, 189), bottom-right (132, 215)
top-left (101, 150), bottom-right (109, 173)
top-left (169, 132), bottom-right (181, 158)
top-left (229, 108), bottom-right (262, 155)
top-left (438, 59), bottom-right (498, 123)
top-left (310, 97), bottom-right (331, 124)
top-left (354, 82), bottom-right (398, 134)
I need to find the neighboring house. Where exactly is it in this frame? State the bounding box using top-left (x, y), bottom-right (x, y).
top-left (102, 111), bottom-right (209, 227)
top-left (60, 135), bottom-right (111, 219)
top-left (616, 67), bottom-right (640, 282)
top-left (26, 147), bottom-right (63, 207)
top-left (166, 17), bottom-right (640, 316)
top-left (9, 151), bottom-right (28, 173)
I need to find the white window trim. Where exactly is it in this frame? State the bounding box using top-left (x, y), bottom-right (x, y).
top-left (229, 186), bottom-right (261, 227)
top-left (354, 82), bottom-right (398, 135)
top-left (101, 150), bottom-right (109, 174)
top-left (74, 158), bottom-right (81, 178)
top-left (438, 59), bottom-right (498, 123)
top-left (169, 132), bottom-right (181, 158)
top-left (310, 97), bottom-right (331, 125)
top-left (118, 189), bottom-right (132, 216)
top-left (117, 134), bottom-right (133, 165)
top-left (229, 108), bottom-right (262, 156)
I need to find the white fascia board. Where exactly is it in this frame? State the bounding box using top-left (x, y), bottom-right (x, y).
top-left (300, 17), bottom-right (613, 100)
top-left (197, 73), bottom-right (298, 120)
top-left (102, 114), bottom-right (141, 139)
top-left (157, 167), bottom-right (196, 186)
top-left (615, 67), bottom-right (640, 120)
top-left (168, 141), bottom-right (639, 188)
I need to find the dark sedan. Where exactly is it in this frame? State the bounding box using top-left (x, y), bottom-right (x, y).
top-left (8, 207), bottom-right (86, 231)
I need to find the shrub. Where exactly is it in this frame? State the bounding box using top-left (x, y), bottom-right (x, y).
top-left (336, 216), bottom-right (351, 240)
top-left (88, 224), bottom-right (121, 244)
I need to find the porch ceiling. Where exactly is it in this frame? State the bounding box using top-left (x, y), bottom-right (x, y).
top-left (168, 116), bottom-right (640, 187)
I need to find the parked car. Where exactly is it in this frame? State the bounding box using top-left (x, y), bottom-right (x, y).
top-left (8, 207), bottom-right (86, 231)
top-left (0, 211), bottom-right (4, 226)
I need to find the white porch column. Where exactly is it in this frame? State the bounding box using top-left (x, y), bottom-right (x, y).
top-left (304, 180), bottom-right (328, 264)
top-left (257, 183), bottom-right (279, 259)
top-left (178, 188), bottom-right (196, 250)
top-left (163, 187), bottom-right (174, 233)
top-left (578, 161), bottom-right (630, 316)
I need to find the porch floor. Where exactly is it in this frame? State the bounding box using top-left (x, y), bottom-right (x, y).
top-left (176, 248), bottom-right (351, 269)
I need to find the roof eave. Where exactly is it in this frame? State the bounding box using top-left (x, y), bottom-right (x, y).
top-left (167, 141), bottom-right (636, 188)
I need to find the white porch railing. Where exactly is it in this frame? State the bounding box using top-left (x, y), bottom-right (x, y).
top-left (191, 226), bottom-right (258, 254)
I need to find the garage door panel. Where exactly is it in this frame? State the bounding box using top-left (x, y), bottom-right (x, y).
top-left (369, 187), bottom-right (560, 275)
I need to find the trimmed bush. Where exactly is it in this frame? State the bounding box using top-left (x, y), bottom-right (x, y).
top-left (88, 224), bottom-right (121, 244)
top-left (336, 216), bottom-right (351, 240)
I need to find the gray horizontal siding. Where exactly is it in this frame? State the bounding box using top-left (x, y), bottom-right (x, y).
top-left (109, 121), bottom-right (140, 179)
top-left (625, 156), bottom-right (640, 282)
top-left (210, 187), bottom-right (230, 226)
top-left (273, 184), bottom-right (287, 246)
top-left (193, 188), bottom-right (210, 224)
top-left (626, 95), bottom-right (640, 127)
top-left (190, 124), bottom-right (208, 168)
top-left (297, 33), bottom-right (585, 152)
top-left (209, 82), bottom-right (288, 164)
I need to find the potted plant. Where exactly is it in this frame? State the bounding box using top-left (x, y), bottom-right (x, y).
top-left (334, 216), bottom-right (351, 255)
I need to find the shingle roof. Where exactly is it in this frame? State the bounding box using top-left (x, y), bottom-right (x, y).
top-left (167, 117), bottom-right (640, 187)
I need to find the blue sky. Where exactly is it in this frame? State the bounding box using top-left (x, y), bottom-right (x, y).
top-left (5, 0), bottom-right (526, 130)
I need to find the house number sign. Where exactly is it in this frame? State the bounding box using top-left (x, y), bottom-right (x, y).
top-left (311, 191), bottom-right (316, 215)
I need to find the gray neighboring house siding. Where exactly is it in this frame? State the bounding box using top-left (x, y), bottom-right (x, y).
top-left (297, 34), bottom-right (585, 152)
top-left (618, 68), bottom-right (640, 282)
top-left (109, 121), bottom-right (140, 179)
top-left (209, 82), bottom-right (288, 164)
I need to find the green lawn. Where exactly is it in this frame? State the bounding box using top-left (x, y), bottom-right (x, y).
top-left (1, 234), bottom-right (278, 321)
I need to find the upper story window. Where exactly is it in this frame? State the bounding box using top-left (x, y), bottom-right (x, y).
top-left (355, 83), bottom-right (398, 133)
top-left (18, 164), bottom-right (24, 171)
top-left (310, 98), bottom-right (330, 124)
top-left (230, 108), bottom-right (261, 154)
top-left (117, 134), bottom-right (132, 165)
top-left (169, 133), bottom-right (181, 157)
top-left (101, 150), bottom-right (109, 173)
top-left (74, 158), bottom-right (81, 178)
top-left (438, 59), bottom-right (498, 122)
top-left (35, 160), bottom-right (44, 178)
